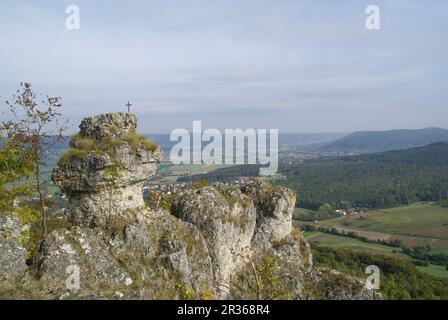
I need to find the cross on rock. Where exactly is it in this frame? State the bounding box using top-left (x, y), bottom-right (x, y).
top-left (125, 101), bottom-right (132, 113)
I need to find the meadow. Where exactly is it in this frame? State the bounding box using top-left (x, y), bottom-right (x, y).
top-left (317, 202), bottom-right (448, 254)
top-left (296, 202), bottom-right (448, 279)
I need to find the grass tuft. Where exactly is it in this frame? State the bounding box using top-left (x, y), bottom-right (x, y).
top-left (58, 133), bottom-right (158, 164)
top-left (58, 148), bottom-right (87, 164)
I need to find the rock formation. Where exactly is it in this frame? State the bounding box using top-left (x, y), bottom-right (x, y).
top-left (0, 215), bottom-right (27, 284)
top-left (52, 113), bottom-right (162, 228)
top-left (0, 112), bottom-right (381, 300)
top-left (172, 184), bottom-right (256, 293)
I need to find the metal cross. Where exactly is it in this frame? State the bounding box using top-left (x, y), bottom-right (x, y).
top-left (125, 101), bottom-right (132, 113)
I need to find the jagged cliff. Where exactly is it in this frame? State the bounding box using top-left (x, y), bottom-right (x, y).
top-left (0, 113), bottom-right (381, 300)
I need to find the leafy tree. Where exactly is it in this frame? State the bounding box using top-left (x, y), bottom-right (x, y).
top-left (0, 134), bottom-right (35, 220)
top-left (2, 82), bottom-right (67, 235)
top-left (318, 203), bottom-right (333, 215)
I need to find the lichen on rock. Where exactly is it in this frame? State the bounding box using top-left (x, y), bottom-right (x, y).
top-left (172, 185), bottom-right (256, 295)
top-left (0, 214), bottom-right (27, 283)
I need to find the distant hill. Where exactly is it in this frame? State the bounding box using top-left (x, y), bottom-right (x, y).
top-left (278, 132), bottom-right (348, 146)
top-left (321, 128), bottom-right (448, 153)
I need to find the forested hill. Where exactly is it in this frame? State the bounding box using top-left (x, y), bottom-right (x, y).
top-left (280, 142), bottom-right (448, 209)
top-left (321, 127), bottom-right (448, 153)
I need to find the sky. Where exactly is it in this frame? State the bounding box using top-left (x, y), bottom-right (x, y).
top-left (0, 0), bottom-right (447, 134)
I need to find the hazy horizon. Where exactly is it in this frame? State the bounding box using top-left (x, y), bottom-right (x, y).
top-left (1, 0), bottom-right (447, 134)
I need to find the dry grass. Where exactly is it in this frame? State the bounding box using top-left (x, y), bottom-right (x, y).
top-left (58, 133), bottom-right (158, 165)
top-left (58, 148), bottom-right (87, 164)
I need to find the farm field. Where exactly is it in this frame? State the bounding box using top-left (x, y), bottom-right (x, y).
top-left (303, 231), bottom-right (401, 256)
top-left (316, 202), bottom-right (448, 253)
top-left (319, 202), bottom-right (448, 238)
top-left (303, 230), bottom-right (448, 279)
top-left (293, 208), bottom-right (319, 220)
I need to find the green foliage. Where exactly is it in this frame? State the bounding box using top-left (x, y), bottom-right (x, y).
top-left (58, 148), bottom-right (86, 164)
top-left (2, 82), bottom-right (67, 236)
top-left (0, 137), bottom-right (34, 214)
top-left (187, 179), bottom-right (209, 190)
top-left (146, 191), bottom-right (176, 212)
top-left (69, 134), bottom-right (94, 150)
top-left (319, 203), bottom-right (333, 214)
top-left (231, 254), bottom-right (294, 300)
top-left (312, 245), bottom-right (448, 299)
top-left (175, 284), bottom-right (196, 300)
top-left (402, 246), bottom-right (448, 266)
top-left (121, 134), bottom-right (157, 152)
top-left (24, 217), bottom-right (69, 262)
top-left (280, 142), bottom-right (448, 209)
top-left (0, 136), bottom-right (41, 231)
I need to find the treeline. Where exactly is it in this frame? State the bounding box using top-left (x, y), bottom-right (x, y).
top-left (302, 224), bottom-right (403, 248)
top-left (312, 245), bottom-right (448, 299)
top-left (280, 142), bottom-right (448, 209)
top-left (402, 246), bottom-right (448, 267)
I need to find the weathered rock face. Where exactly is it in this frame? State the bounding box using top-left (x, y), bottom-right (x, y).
top-left (172, 185), bottom-right (256, 294)
top-left (0, 215), bottom-right (27, 283)
top-left (33, 212), bottom-right (215, 299)
top-left (79, 112), bottom-right (137, 140)
top-left (52, 113), bottom-right (162, 228)
top-left (243, 181), bottom-right (296, 247)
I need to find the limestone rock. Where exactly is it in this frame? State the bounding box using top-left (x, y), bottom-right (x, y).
top-left (305, 268), bottom-right (383, 300)
top-left (52, 113), bottom-right (162, 228)
top-left (79, 112), bottom-right (137, 140)
top-left (34, 211), bottom-right (214, 299)
top-left (172, 185), bottom-right (256, 294)
top-left (0, 214), bottom-right (27, 283)
top-left (36, 227), bottom-right (131, 291)
top-left (242, 180), bottom-right (295, 247)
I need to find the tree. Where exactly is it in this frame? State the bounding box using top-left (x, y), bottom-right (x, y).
top-left (0, 134), bottom-right (34, 216)
top-left (318, 203), bottom-right (333, 215)
top-left (2, 82), bottom-right (67, 235)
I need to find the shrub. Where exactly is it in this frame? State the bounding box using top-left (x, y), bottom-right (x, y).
top-left (121, 134), bottom-right (157, 152)
top-left (58, 148), bottom-right (86, 164)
